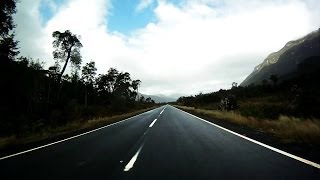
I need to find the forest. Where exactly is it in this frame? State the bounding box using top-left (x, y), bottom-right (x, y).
top-left (177, 57), bottom-right (320, 120)
top-left (0, 0), bottom-right (155, 141)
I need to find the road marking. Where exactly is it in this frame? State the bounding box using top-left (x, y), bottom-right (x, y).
top-left (149, 119), bottom-right (157, 127)
top-left (124, 143), bottom-right (144, 172)
top-left (160, 107), bottom-right (166, 115)
top-left (173, 106), bottom-right (320, 169)
top-left (0, 107), bottom-right (160, 161)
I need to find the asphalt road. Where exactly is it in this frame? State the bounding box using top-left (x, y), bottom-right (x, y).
top-left (0, 105), bottom-right (319, 179)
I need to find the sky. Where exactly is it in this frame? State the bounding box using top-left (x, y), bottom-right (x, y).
top-left (14, 0), bottom-right (320, 98)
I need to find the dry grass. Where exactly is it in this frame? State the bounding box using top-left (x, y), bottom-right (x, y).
top-left (175, 105), bottom-right (320, 144)
top-left (0, 107), bottom-right (156, 149)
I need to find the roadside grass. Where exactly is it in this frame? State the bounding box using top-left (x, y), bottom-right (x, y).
top-left (175, 105), bottom-right (320, 144)
top-left (0, 107), bottom-right (157, 150)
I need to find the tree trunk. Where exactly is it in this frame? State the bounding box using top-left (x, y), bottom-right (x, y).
top-left (58, 49), bottom-right (72, 83)
top-left (57, 48), bottom-right (72, 98)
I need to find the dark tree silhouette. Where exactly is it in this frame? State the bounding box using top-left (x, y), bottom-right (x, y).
top-left (0, 3), bottom-right (154, 138)
top-left (139, 95), bottom-right (145, 103)
top-left (0, 34), bottom-right (19, 60)
top-left (82, 61), bottom-right (97, 108)
top-left (82, 61), bottom-right (97, 84)
top-left (132, 79), bottom-right (141, 100)
top-left (232, 82), bottom-right (238, 89)
top-left (0, 0), bottom-right (19, 61)
top-left (145, 97), bottom-right (152, 103)
top-left (52, 30), bottom-right (82, 83)
top-left (0, 0), bottom-right (16, 36)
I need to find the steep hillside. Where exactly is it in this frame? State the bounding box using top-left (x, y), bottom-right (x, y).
top-left (241, 29), bottom-right (320, 86)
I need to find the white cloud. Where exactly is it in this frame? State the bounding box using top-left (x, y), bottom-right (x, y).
top-left (14, 0), bottom-right (320, 97)
top-left (136, 0), bottom-right (154, 12)
top-left (14, 0), bottom-right (50, 63)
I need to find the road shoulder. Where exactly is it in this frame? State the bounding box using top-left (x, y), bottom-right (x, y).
top-left (174, 105), bottom-right (320, 164)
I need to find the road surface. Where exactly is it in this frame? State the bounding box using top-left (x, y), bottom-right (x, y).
top-left (0, 105), bottom-right (319, 179)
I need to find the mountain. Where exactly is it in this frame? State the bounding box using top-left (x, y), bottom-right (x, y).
top-left (139, 93), bottom-right (177, 103)
top-left (241, 29), bottom-right (320, 86)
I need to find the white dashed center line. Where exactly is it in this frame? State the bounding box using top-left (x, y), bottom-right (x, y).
top-left (123, 106), bottom-right (166, 172)
top-left (149, 119), bottom-right (157, 128)
top-left (160, 107), bottom-right (166, 114)
top-left (123, 143), bottom-right (144, 172)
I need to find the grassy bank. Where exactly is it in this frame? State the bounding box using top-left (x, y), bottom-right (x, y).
top-left (175, 105), bottom-right (320, 144)
top-left (0, 106), bottom-right (157, 150)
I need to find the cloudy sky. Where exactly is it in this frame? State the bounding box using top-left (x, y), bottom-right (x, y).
top-left (14, 0), bottom-right (320, 98)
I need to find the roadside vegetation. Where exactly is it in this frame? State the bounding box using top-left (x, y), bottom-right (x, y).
top-left (0, 107), bottom-right (156, 149)
top-left (175, 105), bottom-right (320, 144)
top-left (0, 0), bottom-right (156, 150)
top-left (176, 68), bottom-right (320, 144)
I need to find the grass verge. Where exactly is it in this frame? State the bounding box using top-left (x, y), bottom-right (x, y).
top-left (175, 105), bottom-right (320, 144)
top-left (0, 106), bottom-right (157, 151)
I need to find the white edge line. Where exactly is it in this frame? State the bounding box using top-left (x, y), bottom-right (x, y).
top-left (0, 107), bottom-right (159, 161)
top-left (172, 106), bottom-right (320, 169)
top-left (149, 119), bottom-right (157, 128)
top-left (123, 143), bottom-right (144, 172)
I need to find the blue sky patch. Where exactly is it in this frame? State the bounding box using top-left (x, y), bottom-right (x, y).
top-left (39, 0), bottom-right (65, 25)
top-left (107, 0), bottom-right (158, 34)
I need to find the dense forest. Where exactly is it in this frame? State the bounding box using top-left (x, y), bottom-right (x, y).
top-left (0, 0), bottom-right (154, 138)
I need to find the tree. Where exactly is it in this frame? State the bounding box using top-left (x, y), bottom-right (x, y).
top-left (52, 30), bottom-right (82, 83)
top-left (145, 97), bottom-right (152, 103)
top-left (132, 79), bottom-right (141, 100)
top-left (0, 0), bottom-right (17, 37)
top-left (231, 82), bottom-right (238, 89)
top-left (105, 68), bottom-right (118, 93)
top-left (114, 72), bottom-right (131, 98)
top-left (95, 68), bottom-right (140, 108)
top-left (0, 34), bottom-right (19, 60)
top-left (0, 0), bottom-right (19, 61)
top-left (139, 95), bottom-right (145, 103)
top-left (81, 61), bottom-right (97, 108)
top-left (70, 55), bottom-right (81, 83)
top-left (96, 68), bottom-right (119, 95)
top-left (82, 61), bottom-right (97, 85)
top-left (143, 97), bottom-right (155, 104)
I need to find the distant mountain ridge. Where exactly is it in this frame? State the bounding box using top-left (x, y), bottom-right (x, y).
top-left (241, 29), bottom-right (320, 86)
top-left (138, 93), bottom-right (177, 103)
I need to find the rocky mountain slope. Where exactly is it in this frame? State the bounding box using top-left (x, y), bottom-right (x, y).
top-left (241, 29), bottom-right (320, 86)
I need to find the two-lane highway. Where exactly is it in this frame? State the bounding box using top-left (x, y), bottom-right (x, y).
top-left (0, 105), bottom-right (319, 179)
